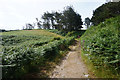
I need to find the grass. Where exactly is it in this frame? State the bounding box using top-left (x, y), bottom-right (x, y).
top-left (1, 30), bottom-right (64, 38)
top-left (1, 29), bottom-right (64, 47)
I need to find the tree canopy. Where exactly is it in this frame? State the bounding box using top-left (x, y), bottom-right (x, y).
top-left (61, 6), bottom-right (83, 31)
top-left (41, 6), bottom-right (83, 31)
top-left (84, 17), bottom-right (91, 29)
top-left (91, 2), bottom-right (120, 26)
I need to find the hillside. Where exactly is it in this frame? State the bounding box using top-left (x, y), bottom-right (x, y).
top-left (1, 30), bottom-right (64, 46)
top-left (80, 16), bottom-right (120, 78)
top-left (1, 29), bottom-right (75, 78)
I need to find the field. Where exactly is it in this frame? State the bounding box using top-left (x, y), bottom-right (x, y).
top-left (1, 30), bottom-right (64, 46)
top-left (1, 30), bottom-right (75, 78)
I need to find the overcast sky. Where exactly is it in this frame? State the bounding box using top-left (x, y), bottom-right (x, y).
top-left (0, 0), bottom-right (106, 30)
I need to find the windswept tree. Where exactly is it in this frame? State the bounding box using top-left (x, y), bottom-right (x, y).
top-left (62, 6), bottom-right (83, 31)
top-left (42, 12), bottom-right (51, 29)
top-left (52, 11), bottom-right (62, 30)
top-left (42, 22), bottom-right (50, 29)
top-left (36, 18), bottom-right (42, 29)
top-left (25, 23), bottom-right (34, 30)
top-left (41, 6), bottom-right (83, 31)
top-left (48, 12), bottom-right (55, 29)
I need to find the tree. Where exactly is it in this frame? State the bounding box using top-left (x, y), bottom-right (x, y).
top-left (91, 2), bottom-right (120, 26)
top-left (84, 17), bottom-right (91, 29)
top-left (42, 22), bottom-right (50, 29)
top-left (42, 11), bottom-right (62, 29)
top-left (62, 6), bottom-right (83, 31)
top-left (52, 11), bottom-right (63, 30)
top-left (25, 23), bottom-right (34, 30)
top-left (36, 18), bottom-right (42, 29)
top-left (41, 6), bottom-right (83, 31)
top-left (42, 12), bottom-right (51, 29)
top-left (48, 12), bottom-right (55, 29)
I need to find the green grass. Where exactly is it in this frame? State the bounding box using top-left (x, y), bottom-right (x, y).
top-left (2, 30), bottom-right (64, 37)
top-left (1, 30), bottom-right (64, 46)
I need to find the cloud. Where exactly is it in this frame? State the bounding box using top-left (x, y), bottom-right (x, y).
top-left (0, 12), bottom-right (4, 19)
top-left (0, 0), bottom-right (105, 4)
top-left (0, 0), bottom-right (105, 30)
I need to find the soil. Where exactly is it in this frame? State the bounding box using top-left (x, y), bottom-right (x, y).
top-left (49, 41), bottom-right (94, 78)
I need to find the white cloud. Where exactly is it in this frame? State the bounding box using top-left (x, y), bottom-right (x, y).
top-left (0, 0), bottom-right (105, 4)
top-left (0, 0), bottom-right (105, 30)
top-left (0, 12), bottom-right (4, 19)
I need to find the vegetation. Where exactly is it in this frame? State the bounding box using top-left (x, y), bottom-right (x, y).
top-left (1, 5), bottom-right (85, 78)
top-left (91, 2), bottom-right (120, 26)
top-left (80, 16), bottom-right (120, 78)
top-left (23, 6), bottom-right (83, 31)
top-left (47, 29), bottom-right (67, 36)
top-left (84, 17), bottom-right (91, 29)
top-left (1, 2), bottom-right (120, 78)
top-left (61, 6), bottom-right (83, 31)
top-left (47, 29), bottom-right (86, 37)
top-left (1, 30), bottom-right (75, 78)
top-left (41, 6), bottom-right (83, 31)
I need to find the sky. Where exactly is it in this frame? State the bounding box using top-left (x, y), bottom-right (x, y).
top-left (0, 0), bottom-right (106, 30)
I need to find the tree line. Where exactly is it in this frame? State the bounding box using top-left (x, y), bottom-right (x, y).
top-left (23, 6), bottom-right (83, 31)
top-left (23, 1), bottom-right (120, 31)
top-left (91, 2), bottom-right (120, 26)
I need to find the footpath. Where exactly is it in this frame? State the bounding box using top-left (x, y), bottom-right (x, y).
top-left (50, 41), bottom-right (94, 78)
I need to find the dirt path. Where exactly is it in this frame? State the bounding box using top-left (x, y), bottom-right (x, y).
top-left (50, 41), bottom-right (94, 78)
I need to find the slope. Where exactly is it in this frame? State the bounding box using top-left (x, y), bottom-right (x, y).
top-left (80, 16), bottom-right (120, 78)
